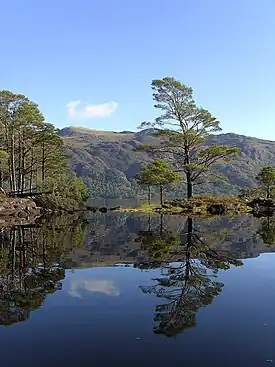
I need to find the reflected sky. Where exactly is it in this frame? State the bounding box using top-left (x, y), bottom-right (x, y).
top-left (1, 256), bottom-right (275, 366)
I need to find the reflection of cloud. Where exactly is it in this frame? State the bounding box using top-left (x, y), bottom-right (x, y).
top-left (68, 278), bottom-right (119, 299)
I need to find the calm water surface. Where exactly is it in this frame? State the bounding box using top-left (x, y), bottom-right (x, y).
top-left (1, 213), bottom-right (275, 366)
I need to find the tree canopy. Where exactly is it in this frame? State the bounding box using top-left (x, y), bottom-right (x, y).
top-left (137, 159), bottom-right (180, 205)
top-left (0, 90), bottom-right (88, 209)
top-left (256, 166), bottom-right (275, 199)
top-left (137, 77), bottom-right (239, 198)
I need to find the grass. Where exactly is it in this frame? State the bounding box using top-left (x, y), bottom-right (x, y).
top-left (117, 195), bottom-right (252, 215)
top-left (119, 204), bottom-right (164, 213)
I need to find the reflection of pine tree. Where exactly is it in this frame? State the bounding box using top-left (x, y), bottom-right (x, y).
top-left (0, 215), bottom-right (86, 326)
top-left (258, 217), bottom-right (275, 246)
top-left (138, 216), bottom-right (243, 337)
top-left (134, 214), bottom-right (182, 268)
top-left (141, 256), bottom-right (223, 336)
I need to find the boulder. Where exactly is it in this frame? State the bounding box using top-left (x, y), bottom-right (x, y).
top-left (99, 207), bottom-right (108, 213)
top-left (108, 206), bottom-right (121, 211)
top-left (253, 211), bottom-right (274, 218)
top-left (207, 204), bottom-right (226, 215)
top-left (86, 206), bottom-right (98, 213)
top-left (170, 200), bottom-right (182, 207)
top-left (248, 198), bottom-right (275, 217)
top-left (248, 198), bottom-right (275, 208)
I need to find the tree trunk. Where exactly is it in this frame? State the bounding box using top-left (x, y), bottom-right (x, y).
top-left (42, 139), bottom-right (45, 184)
top-left (29, 148), bottom-right (34, 193)
top-left (21, 155), bottom-right (25, 194)
top-left (267, 186), bottom-right (270, 199)
top-left (160, 213), bottom-right (164, 236)
top-left (187, 216), bottom-right (193, 245)
top-left (10, 132), bottom-right (16, 192)
top-left (17, 132), bottom-right (21, 194)
top-left (160, 184), bottom-right (163, 206)
top-left (148, 185), bottom-right (151, 205)
top-left (148, 215), bottom-right (151, 232)
top-left (20, 138), bottom-right (26, 194)
top-left (10, 230), bottom-right (16, 280)
top-left (42, 236), bottom-right (46, 270)
top-left (186, 171), bottom-right (193, 199)
top-left (184, 145), bottom-right (193, 199)
top-left (3, 123), bottom-right (12, 192)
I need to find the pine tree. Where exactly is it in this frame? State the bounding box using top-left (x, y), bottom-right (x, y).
top-left (137, 159), bottom-right (180, 206)
top-left (137, 77), bottom-right (239, 198)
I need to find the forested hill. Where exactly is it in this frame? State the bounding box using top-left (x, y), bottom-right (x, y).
top-left (59, 126), bottom-right (275, 198)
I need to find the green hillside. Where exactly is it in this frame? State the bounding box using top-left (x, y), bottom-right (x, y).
top-left (59, 126), bottom-right (275, 199)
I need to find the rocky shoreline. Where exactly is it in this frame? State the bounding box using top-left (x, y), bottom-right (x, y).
top-left (2, 195), bottom-right (275, 228)
top-left (0, 197), bottom-right (42, 227)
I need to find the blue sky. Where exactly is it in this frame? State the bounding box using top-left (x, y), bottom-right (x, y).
top-left (1, 0), bottom-right (275, 139)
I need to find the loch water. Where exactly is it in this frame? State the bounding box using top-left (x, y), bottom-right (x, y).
top-left (1, 212), bottom-right (275, 366)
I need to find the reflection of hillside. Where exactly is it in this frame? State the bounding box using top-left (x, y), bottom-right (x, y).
top-left (67, 213), bottom-right (275, 268)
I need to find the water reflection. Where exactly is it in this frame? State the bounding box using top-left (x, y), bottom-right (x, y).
top-left (68, 278), bottom-right (120, 298)
top-left (0, 211), bottom-right (274, 331)
top-left (136, 215), bottom-right (243, 337)
top-left (258, 217), bottom-right (275, 246)
top-left (0, 215), bottom-right (87, 325)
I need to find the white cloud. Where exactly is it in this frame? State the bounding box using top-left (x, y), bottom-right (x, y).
top-left (68, 278), bottom-right (120, 298)
top-left (66, 100), bottom-right (118, 121)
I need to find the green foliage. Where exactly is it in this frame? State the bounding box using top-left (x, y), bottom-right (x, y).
top-left (138, 159), bottom-right (180, 186)
top-left (138, 77), bottom-right (240, 198)
top-left (38, 171), bottom-right (89, 210)
top-left (239, 187), bottom-right (265, 200)
top-left (0, 90), bottom-right (89, 209)
top-left (256, 166), bottom-right (275, 198)
top-left (136, 216), bottom-right (181, 262)
top-left (0, 215), bottom-right (87, 325)
top-left (0, 149), bottom-right (9, 187)
top-left (137, 159), bottom-right (180, 205)
top-left (258, 217), bottom-right (275, 246)
top-left (0, 150), bottom-right (8, 171)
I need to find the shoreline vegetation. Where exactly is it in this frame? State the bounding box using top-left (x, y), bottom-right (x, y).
top-left (117, 195), bottom-right (251, 215)
top-left (86, 195), bottom-right (274, 218)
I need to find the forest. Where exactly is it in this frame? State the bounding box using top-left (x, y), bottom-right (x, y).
top-left (0, 91), bottom-right (88, 210)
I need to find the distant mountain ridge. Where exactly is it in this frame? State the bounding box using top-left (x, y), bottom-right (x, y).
top-left (59, 126), bottom-right (275, 198)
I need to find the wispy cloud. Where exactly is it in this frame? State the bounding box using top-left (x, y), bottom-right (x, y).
top-left (66, 100), bottom-right (118, 121)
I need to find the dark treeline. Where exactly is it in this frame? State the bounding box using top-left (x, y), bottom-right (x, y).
top-left (0, 91), bottom-right (88, 209)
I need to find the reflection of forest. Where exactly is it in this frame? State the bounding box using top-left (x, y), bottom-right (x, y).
top-left (72, 213), bottom-right (275, 267)
top-left (0, 215), bottom-right (86, 325)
